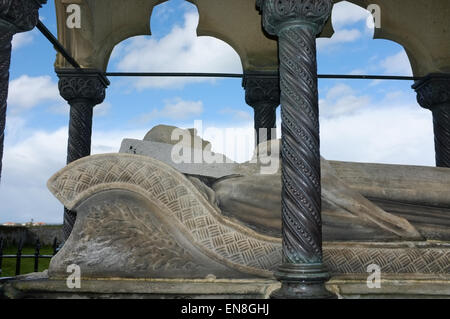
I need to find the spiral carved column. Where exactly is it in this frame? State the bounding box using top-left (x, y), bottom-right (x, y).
top-left (0, 31), bottom-right (12, 182)
top-left (57, 69), bottom-right (109, 241)
top-left (413, 74), bottom-right (450, 168)
top-left (257, 0), bottom-right (334, 298)
top-left (243, 72), bottom-right (280, 146)
top-left (0, 0), bottom-right (46, 182)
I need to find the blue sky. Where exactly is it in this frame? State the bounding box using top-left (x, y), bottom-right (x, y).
top-left (1, 0), bottom-right (434, 223)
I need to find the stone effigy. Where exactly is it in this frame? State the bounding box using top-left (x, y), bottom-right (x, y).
top-left (43, 125), bottom-right (450, 282)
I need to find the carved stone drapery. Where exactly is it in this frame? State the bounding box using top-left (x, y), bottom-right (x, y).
top-left (243, 72), bottom-right (280, 146)
top-left (413, 74), bottom-right (450, 168)
top-left (0, 0), bottom-right (46, 181)
top-left (257, 0), bottom-right (333, 299)
top-left (57, 69), bottom-right (109, 240)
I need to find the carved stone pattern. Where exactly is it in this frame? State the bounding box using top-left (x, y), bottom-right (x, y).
top-left (58, 76), bottom-right (106, 106)
top-left (325, 247), bottom-right (450, 274)
top-left (254, 104), bottom-right (277, 145)
top-left (66, 100), bottom-right (93, 164)
top-left (256, 0), bottom-right (332, 35)
top-left (245, 76), bottom-right (280, 106)
top-left (0, 31), bottom-right (12, 181)
top-left (256, 0), bottom-right (332, 267)
top-left (48, 155), bottom-right (450, 276)
top-left (244, 76), bottom-right (280, 145)
top-left (432, 107), bottom-right (450, 167)
top-left (415, 77), bottom-right (450, 110)
top-left (66, 199), bottom-right (200, 273)
top-left (62, 207), bottom-right (76, 242)
top-left (48, 154), bottom-right (283, 274)
top-left (0, 0), bottom-right (45, 33)
top-left (277, 26), bottom-right (323, 264)
top-left (414, 76), bottom-right (450, 167)
top-left (58, 74), bottom-right (106, 240)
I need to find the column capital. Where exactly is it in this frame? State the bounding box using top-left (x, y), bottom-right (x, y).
top-left (56, 69), bottom-right (110, 106)
top-left (0, 0), bottom-right (46, 34)
top-left (243, 71), bottom-right (280, 107)
top-left (412, 73), bottom-right (450, 110)
top-left (256, 0), bottom-right (332, 35)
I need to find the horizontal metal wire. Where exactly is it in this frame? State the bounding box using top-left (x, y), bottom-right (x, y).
top-left (104, 72), bottom-right (419, 81)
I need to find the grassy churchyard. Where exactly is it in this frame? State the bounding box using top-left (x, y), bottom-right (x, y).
top-left (0, 245), bottom-right (54, 277)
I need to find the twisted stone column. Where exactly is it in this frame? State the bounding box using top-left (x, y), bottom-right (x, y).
top-left (257, 0), bottom-right (334, 298)
top-left (243, 72), bottom-right (280, 146)
top-left (57, 69), bottom-right (109, 240)
top-left (0, 0), bottom-right (46, 181)
top-left (413, 74), bottom-right (450, 168)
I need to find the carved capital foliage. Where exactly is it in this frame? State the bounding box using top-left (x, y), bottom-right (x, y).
top-left (243, 73), bottom-right (280, 107)
top-left (413, 74), bottom-right (450, 110)
top-left (256, 0), bottom-right (332, 35)
top-left (0, 0), bottom-right (46, 33)
top-left (57, 70), bottom-right (109, 106)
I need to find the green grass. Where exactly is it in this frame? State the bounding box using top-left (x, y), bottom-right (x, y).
top-left (0, 245), bottom-right (54, 277)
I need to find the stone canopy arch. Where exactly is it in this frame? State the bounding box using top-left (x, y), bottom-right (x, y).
top-left (54, 0), bottom-right (169, 71)
top-left (186, 0), bottom-right (335, 72)
top-left (344, 0), bottom-right (450, 76)
top-left (54, 0), bottom-right (335, 73)
top-left (54, 0), bottom-right (450, 76)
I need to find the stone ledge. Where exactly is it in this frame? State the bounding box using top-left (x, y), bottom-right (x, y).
top-left (328, 274), bottom-right (450, 299)
top-left (0, 272), bottom-right (280, 299)
top-left (2, 272), bottom-right (450, 299)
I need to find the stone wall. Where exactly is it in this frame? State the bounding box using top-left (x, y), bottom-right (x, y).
top-left (0, 225), bottom-right (63, 246)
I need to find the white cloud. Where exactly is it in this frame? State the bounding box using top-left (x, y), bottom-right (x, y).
top-left (331, 1), bottom-right (372, 29)
top-left (318, 28), bottom-right (362, 50)
top-left (219, 107), bottom-right (252, 122)
top-left (0, 127), bottom-right (67, 223)
top-left (114, 11), bottom-right (242, 89)
top-left (12, 32), bottom-right (33, 50)
top-left (199, 122), bottom-right (255, 164)
top-left (0, 124), bottom-right (148, 224)
top-left (320, 100), bottom-right (434, 166)
top-left (320, 83), bottom-right (370, 117)
top-left (8, 75), bottom-right (61, 111)
top-left (3, 116), bottom-right (27, 143)
top-left (380, 51), bottom-right (413, 76)
top-left (317, 81), bottom-right (434, 165)
top-left (317, 1), bottom-right (374, 50)
top-left (136, 98), bottom-right (204, 123)
top-left (94, 102), bottom-right (112, 117)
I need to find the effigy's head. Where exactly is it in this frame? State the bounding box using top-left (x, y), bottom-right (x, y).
top-left (143, 124), bottom-right (212, 151)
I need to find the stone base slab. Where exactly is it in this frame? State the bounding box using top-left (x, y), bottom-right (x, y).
top-left (2, 272), bottom-right (450, 299)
